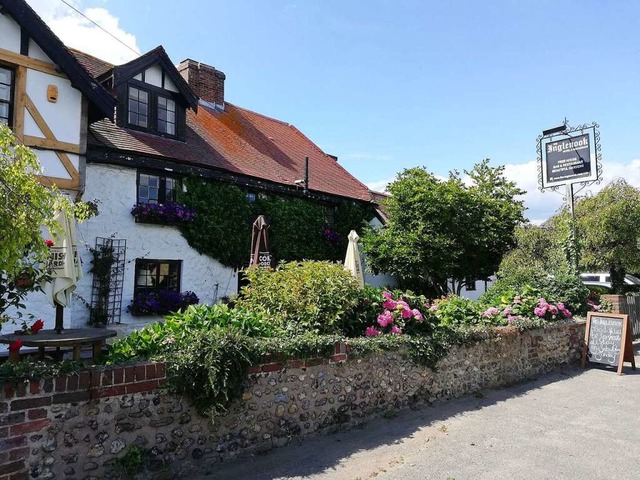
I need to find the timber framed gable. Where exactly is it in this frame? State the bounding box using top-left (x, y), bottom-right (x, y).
top-left (0, 0), bottom-right (115, 191)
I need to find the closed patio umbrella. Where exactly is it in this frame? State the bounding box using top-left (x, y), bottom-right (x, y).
top-left (250, 215), bottom-right (273, 268)
top-left (344, 230), bottom-right (364, 287)
top-left (42, 209), bottom-right (82, 333)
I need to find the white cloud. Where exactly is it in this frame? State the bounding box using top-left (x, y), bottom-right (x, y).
top-left (26, 0), bottom-right (139, 64)
top-left (503, 158), bottom-right (640, 224)
top-left (366, 177), bottom-right (394, 193)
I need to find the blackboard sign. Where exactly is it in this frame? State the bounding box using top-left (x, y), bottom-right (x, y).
top-left (582, 312), bottom-right (636, 375)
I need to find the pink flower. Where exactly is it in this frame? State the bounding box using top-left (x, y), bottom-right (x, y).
top-left (502, 307), bottom-right (513, 316)
top-left (482, 307), bottom-right (500, 318)
top-left (383, 299), bottom-right (397, 310)
top-left (548, 305), bottom-right (558, 315)
top-left (365, 326), bottom-right (381, 337)
top-left (377, 311), bottom-right (394, 327)
top-left (429, 304), bottom-right (438, 312)
top-left (534, 307), bottom-right (546, 317)
top-left (396, 300), bottom-right (409, 310)
top-left (382, 291), bottom-right (393, 300)
top-left (401, 307), bottom-right (413, 319)
top-left (412, 309), bottom-right (423, 321)
top-left (507, 315), bottom-right (516, 323)
top-left (562, 309), bottom-right (572, 318)
top-left (390, 325), bottom-right (402, 335)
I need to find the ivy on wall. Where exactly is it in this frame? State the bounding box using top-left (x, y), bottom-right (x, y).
top-left (178, 178), bottom-right (374, 267)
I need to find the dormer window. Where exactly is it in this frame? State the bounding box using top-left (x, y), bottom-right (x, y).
top-left (109, 46), bottom-right (198, 141)
top-left (125, 84), bottom-right (179, 138)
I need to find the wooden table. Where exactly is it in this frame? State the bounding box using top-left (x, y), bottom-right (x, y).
top-left (0, 328), bottom-right (117, 362)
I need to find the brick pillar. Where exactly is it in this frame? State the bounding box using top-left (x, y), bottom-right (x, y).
top-left (601, 294), bottom-right (627, 314)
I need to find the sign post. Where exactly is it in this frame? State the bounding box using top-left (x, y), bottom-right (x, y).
top-left (536, 121), bottom-right (602, 269)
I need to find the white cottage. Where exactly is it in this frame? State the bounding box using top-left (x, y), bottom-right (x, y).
top-left (3, 0), bottom-right (384, 339)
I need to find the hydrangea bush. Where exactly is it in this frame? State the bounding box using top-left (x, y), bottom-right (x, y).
top-left (364, 291), bottom-right (427, 336)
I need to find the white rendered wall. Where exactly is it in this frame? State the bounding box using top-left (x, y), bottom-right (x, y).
top-left (144, 65), bottom-right (163, 88)
top-left (25, 70), bottom-right (82, 145)
top-left (363, 217), bottom-right (397, 289)
top-left (71, 163), bottom-right (238, 336)
top-left (27, 39), bottom-right (50, 62)
top-left (0, 13), bottom-right (21, 53)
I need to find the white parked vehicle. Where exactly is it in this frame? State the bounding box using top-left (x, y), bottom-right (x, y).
top-left (579, 272), bottom-right (640, 289)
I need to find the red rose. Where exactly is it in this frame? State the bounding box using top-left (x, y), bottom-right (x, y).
top-left (30, 319), bottom-right (45, 334)
top-left (45, 240), bottom-right (54, 247)
top-left (9, 340), bottom-right (23, 352)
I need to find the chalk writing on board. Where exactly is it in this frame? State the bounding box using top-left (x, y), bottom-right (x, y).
top-left (588, 316), bottom-right (623, 366)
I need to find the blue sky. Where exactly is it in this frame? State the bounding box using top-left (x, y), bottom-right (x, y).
top-left (28, 0), bottom-right (640, 222)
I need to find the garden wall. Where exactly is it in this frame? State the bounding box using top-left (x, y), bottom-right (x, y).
top-left (0, 321), bottom-right (585, 480)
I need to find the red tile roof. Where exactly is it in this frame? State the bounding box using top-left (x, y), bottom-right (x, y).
top-left (68, 48), bottom-right (113, 79)
top-left (78, 49), bottom-right (373, 203)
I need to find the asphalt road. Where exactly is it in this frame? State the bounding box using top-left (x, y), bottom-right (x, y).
top-left (207, 346), bottom-right (640, 480)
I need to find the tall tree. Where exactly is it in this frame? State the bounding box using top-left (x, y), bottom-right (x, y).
top-left (362, 160), bottom-right (525, 295)
top-left (574, 179), bottom-right (640, 293)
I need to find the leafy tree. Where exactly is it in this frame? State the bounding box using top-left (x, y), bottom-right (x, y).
top-left (0, 125), bottom-right (94, 324)
top-left (361, 160), bottom-right (525, 295)
top-left (0, 125), bottom-right (61, 323)
top-left (497, 223), bottom-right (569, 284)
top-left (574, 179), bottom-right (640, 293)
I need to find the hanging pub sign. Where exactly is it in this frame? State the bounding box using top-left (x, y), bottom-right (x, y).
top-left (537, 123), bottom-right (601, 190)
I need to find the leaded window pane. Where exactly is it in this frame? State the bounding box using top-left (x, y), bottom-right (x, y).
top-left (0, 85), bottom-right (10, 102)
top-left (128, 87), bottom-right (149, 128)
top-left (0, 68), bottom-right (10, 84)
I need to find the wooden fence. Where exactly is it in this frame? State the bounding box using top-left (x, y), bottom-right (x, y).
top-left (602, 295), bottom-right (640, 338)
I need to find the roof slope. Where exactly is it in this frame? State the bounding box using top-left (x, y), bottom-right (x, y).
top-left (69, 48), bottom-right (113, 78)
top-left (0, 0), bottom-right (116, 119)
top-left (80, 48), bottom-right (372, 201)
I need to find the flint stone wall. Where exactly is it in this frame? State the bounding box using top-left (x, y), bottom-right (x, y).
top-left (0, 321), bottom-right (585, 480)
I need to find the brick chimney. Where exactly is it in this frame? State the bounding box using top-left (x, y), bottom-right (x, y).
top-left (178, 59), bottom-right (226, 108)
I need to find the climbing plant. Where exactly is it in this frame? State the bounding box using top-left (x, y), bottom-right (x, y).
top-left (177, 177), bottom-right (374, 267)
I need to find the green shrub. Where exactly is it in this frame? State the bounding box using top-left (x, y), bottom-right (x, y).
top-left (481, 272), bottom-right (590, 316)
top-left (236, 261), bottom-right (361, 335)
top-left (168, 328), bottom-right (257, 414)
top-left (107, 303), bottom-right (277, 364)
top-left (431, 295), bottom-right (484, 327)
top-left (338, 285), bottom-right (385, 337)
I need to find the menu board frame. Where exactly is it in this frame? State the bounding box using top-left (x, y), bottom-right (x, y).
top-left (582, 312), bottom-right (636, 375)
